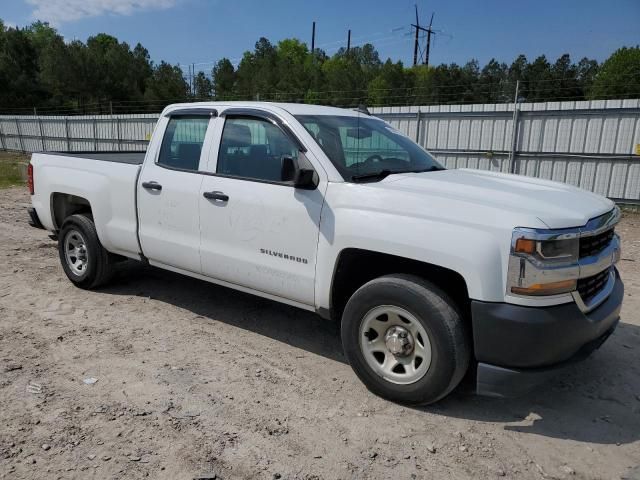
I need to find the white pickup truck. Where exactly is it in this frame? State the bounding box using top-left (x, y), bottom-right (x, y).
top-left (28, 102), bottom-right (623, 404)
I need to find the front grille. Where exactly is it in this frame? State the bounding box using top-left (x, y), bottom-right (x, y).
top-left (577, 268), bottom-right (611, 304)
top-left (579, 228), bottom-right (614, 258)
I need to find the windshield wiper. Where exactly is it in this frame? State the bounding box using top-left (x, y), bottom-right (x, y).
top-left (408, 166), bottom-right (445, 173)
top-left (351, 169), bottom-right (396, 182)
top-left (351, 166), bottom-right (445, 182)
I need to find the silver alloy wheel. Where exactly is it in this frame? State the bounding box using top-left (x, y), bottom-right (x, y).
top-left (359, 305), bottom-right (432, 385)
top-left (64, 229), bottom-right (89, 276)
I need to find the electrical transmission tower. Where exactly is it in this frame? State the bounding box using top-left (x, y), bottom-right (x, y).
top-left (412, 5), bottom-right (436, 66)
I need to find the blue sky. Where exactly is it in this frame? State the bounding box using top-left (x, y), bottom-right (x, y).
top-left (1, 0), bottom-right (639, 75)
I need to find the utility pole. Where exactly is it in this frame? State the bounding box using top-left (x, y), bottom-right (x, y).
top-left (509, 80), bottom-right (521, 174)
top-left (311, 21), bottom-right (316, 53)
top-left (347, 29), bottom-right (351, 52)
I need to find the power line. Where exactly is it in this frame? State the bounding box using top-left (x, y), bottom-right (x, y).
top-left (1, 80), bottom-right (636, 115)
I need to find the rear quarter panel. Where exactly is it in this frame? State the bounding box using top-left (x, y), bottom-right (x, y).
top-left (31, 153), bottom-right (141, 258)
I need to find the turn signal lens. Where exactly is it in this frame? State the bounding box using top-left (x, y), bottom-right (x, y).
top-left (514, 238), bottom-right (536, 254)
top-left (511, 279), bottom-right (577, 296)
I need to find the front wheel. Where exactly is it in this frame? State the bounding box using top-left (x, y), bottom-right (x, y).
top-left (341, 274), bottom-right (470, 405)
top-left (58, 213), bottom-right (114, 289)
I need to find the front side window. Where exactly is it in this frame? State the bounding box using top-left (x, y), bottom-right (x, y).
top-left (157, 116), bottom-right (210, 171)
top-left (217, 116), bottom-right (299, 183)
top-left (296, 115), bottom-right (443, 182)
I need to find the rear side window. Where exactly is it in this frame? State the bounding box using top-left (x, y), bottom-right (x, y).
top-left (157, 116), bottom-right (210, 171)
top-left (217, 116), bottom-right (299, 183)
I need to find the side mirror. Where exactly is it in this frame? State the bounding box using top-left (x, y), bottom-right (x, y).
top-left (281, 155), bottom-right (296, 182)
top-left (282, 155), bottom-right (317, 190)
top-left (294, 168), bottom-right (317, 190)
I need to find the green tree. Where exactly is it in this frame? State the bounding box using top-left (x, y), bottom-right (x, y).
top-left (548, 54), bottom-right (581, 101)
top-left (25, 22), bottom-right (74, 107)
top-left (320, 44), bottom-right (383, 106)
top-left (410, 65), bottom-right (437, 104)
top-left (85, 33), bottom-right (142, 102)
top-left (590, 46), bottom-right (640, 99)
top-left (478, 59), bottom-right (508, 103)
top-left (423, 61), bottom-right (479, 104)
top-left (65, 40), bottom-right (93, 108)
top-left (2, 15), bottom-right (638, 112)
top-left (144, 61), bottom-right (189, 103)
top-left (321, 55), bottom-right (365, 106)
top-left (194, 71), bottom-right (213, 98)
top-left (132, 43), bottom-right (152, 99)
top-left (367, 59), bottom-right (409, 105)
top-left (576, 57), bottom-right (599, 94)
top-left (523, 55), bottom-right (553, 101)
top-left (212, 58), bottom-right (236, 99)
top-left (505, 54), bottom-right (528, 100)
top-left (235, 37), bottom-right (278, 98)
top-left (274, 38), bottom-right (310, 101)
top-left (304, 48), bottom-right (327, 103)
top-left (0, 26), bottom-right (42, 109)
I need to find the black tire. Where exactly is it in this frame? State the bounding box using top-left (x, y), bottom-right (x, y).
top-left (341, 274), bottom-right (470, 405)
top-left (58, 213), bottom-right (114, 289)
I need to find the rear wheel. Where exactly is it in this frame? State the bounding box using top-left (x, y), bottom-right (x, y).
top-left (341, 274), bottom-right (470, 405)
top-left (58, 213), bottom-right (114, 289)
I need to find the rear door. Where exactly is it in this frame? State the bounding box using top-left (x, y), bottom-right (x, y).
top-left (198, 110), bottom-right (325, 306)
top-left (137, 110), bottom-right (216, 273)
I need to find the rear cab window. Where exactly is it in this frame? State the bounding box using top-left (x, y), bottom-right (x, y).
top-left (157, 116), bottom-right (210, 171)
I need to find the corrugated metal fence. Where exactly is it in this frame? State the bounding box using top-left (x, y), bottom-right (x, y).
top-left (372, 99), bottom-right (640, 202)
top-left (0, 113), bottom-right (157, 153)
top-left (1, 99), bottom-right (639, 202)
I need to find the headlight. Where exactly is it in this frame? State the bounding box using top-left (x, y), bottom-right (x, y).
top-left (513, 236), bottom-right (579, 264)
top-left (508, 229), bottom-right (580, 297)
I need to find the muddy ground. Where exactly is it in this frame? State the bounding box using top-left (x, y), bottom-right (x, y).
top-left (0, 186), bottom-right (638, 480)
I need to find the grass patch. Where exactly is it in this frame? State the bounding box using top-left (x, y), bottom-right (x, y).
top-left (0, 151), bottom-right (29, 188)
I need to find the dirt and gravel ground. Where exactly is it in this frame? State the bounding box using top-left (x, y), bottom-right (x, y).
top-left (0, 186), bottom-right (639, 480)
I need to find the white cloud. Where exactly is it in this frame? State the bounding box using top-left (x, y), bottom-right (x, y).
top-left (26, 0), bottom-right (178, 25)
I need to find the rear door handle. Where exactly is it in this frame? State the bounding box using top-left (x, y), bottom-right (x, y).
top-left (141, 181), bottom-right (162, 191)
top-left (203, 191), bottom-right (229, 202)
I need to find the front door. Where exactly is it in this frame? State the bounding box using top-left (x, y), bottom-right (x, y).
top-left (199, 114), bottom-right (324, 306)
top-left (138, 113), bottom-right (214, 273)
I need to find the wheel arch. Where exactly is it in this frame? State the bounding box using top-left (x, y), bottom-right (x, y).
top-left (328, 248), bottom-right (471, 324)
top-left (51, 192), bottom-right (93, 231)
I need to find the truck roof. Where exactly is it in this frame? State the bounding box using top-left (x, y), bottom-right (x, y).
top-left (163, 101), bottom-right (363, 117)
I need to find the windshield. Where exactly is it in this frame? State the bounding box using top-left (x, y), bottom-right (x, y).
top-left (296, 114), bottom-right (444, 182)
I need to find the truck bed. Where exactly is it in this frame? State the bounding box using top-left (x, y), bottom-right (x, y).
top-left (29, 150), bottom-right (145, 257)
top-left (41, 151), bottom-right (146, 165)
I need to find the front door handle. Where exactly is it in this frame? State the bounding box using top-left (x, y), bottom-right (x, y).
top-left (142, 181), bottom-right (162, 191)
top-left (203, 191), bottom-right (229, 202)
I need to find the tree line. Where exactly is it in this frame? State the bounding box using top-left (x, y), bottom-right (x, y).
top-left (1, 19), bottom-right (638, 114)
